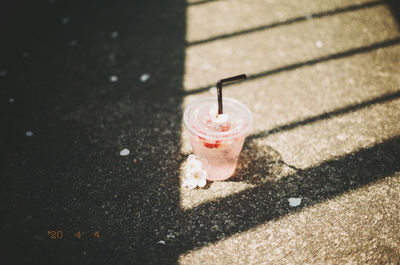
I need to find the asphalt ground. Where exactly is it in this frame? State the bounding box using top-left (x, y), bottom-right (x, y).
top-left (1, 0), bottom-right (400, 264)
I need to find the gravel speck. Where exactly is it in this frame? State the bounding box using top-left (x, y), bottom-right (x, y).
top-left (9, 98), bottom-right (15, 103)
top-left (22, 52), bottom-right (30, 58)
top-left (157, 240), bottom-right (166, 245)
top-left (26, 131), bottom-right (34, 137)
top-left (61, 17), bottom-right (70, 24)
top-left (336, 134), bottom-right (347, 141)
top-left (69, 40), bottom-right (77, 47)
top-left (120, 148), bottom-right (130, 156)
top-left (24, 215), bottom-right (32, 221)
top-left (166, 233), bottom-right (175, 239)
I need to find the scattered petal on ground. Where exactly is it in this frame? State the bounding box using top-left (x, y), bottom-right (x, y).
top-left (120, 148), bottom-right (130, 156)
top-left (109, 75), bottom-right (119, 82)
top-left (315, 40), bottom-right (323, 48)
top-left (140, 73), bottom-right (150, 82)
top-left (9, 98), bottom-right (15, 103)
top-left (288, 197), bottom-right (301, 207)
top-left (0, 71), bottom-right (8, 76)
top-left (157, 240), bottom-right (165, 245)
top-left (26, 131), bottom-right (34, 137)
top-left (69, 40), bottom-right (77, 47)
top-left (61, 17), bottom-right (70, 24)
top-left (110, 31), bottom-right (119, 39)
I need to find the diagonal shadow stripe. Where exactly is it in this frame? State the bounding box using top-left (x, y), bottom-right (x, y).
top-left (187, 0), bottom-right (223, 6)
top-left (184, 37), bottom-right (400, 95)
top-left (248, 90), bottom-right (400, 140)
top-left (187, 0), bottom-right (384, 46)
top-left (171, 136), bottom-right (400, 254)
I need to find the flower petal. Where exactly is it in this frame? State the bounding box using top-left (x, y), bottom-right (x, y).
top-left (188, 154), bottom-right (197, 161)
top-left (196, 169), bottom-right (207, 179)
top-left (182, 180), bottom-right (195, 190)
top-left (198, 178), bottom-right (207, 187)
top-left (188, 159), bottom-right (202, 169)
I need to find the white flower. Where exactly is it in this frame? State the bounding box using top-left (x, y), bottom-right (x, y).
top-left (185, 154), bottom-right (202, 171)
top-left (182, 168), bottom-right (207, 190)
top-left (182, 155), bottom-right (207, 189)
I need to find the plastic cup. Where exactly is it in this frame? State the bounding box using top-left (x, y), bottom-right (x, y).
top-left (183, 97), bottom-right (253, 181)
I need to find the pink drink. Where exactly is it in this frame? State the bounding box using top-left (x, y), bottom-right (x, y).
top-left (183, 97), bottom-right (253, 181)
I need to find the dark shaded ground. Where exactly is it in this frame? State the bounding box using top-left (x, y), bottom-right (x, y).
top-left (386, 0), bottom-right (400, 29)
top-left (1, 0), bottom-right (400, 264)
top-left (1, 0), bottom-right (186, 264)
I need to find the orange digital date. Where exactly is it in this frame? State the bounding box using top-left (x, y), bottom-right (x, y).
top-left (47, 230), bottom-right (100, 239)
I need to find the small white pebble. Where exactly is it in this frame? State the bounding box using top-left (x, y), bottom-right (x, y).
top-left (110, 31), bottom-right (119, 39)
top-left (140, 73), bottom-right (150, 82)
top-left (315, 41), bottom-right (323, 48)
top-left (9, 98), bottom-right (15, 103)
top-left (305, 14), bottom-right (313, 20)
top-left (61, 17), bottom-right (70, 24)
top-left (109, 75), bottom-right (119, 82)
top-left (69, 40), bottom-right (77, 47)
top-left (26, 131), bottom-right (34, 137)
top-left (0, 71), bottom-right (8, 77)
top-left (157, 240), bottom-right (165, 245)
top-left (120, 148), bottom-right (130, 156)
top-left (288, 198), bottom-right (301, 207)
top-left (208, 86), bottom-right (217, 95)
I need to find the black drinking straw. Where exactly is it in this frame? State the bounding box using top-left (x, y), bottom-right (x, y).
top-left (216, 74), bottom-right (247, 114)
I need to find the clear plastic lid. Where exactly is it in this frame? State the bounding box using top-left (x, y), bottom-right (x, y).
top-left (183, 97), bottom-right (253, 140)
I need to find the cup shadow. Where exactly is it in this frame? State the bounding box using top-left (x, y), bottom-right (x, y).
top-left (230, 138), bottom-right (297, 184)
